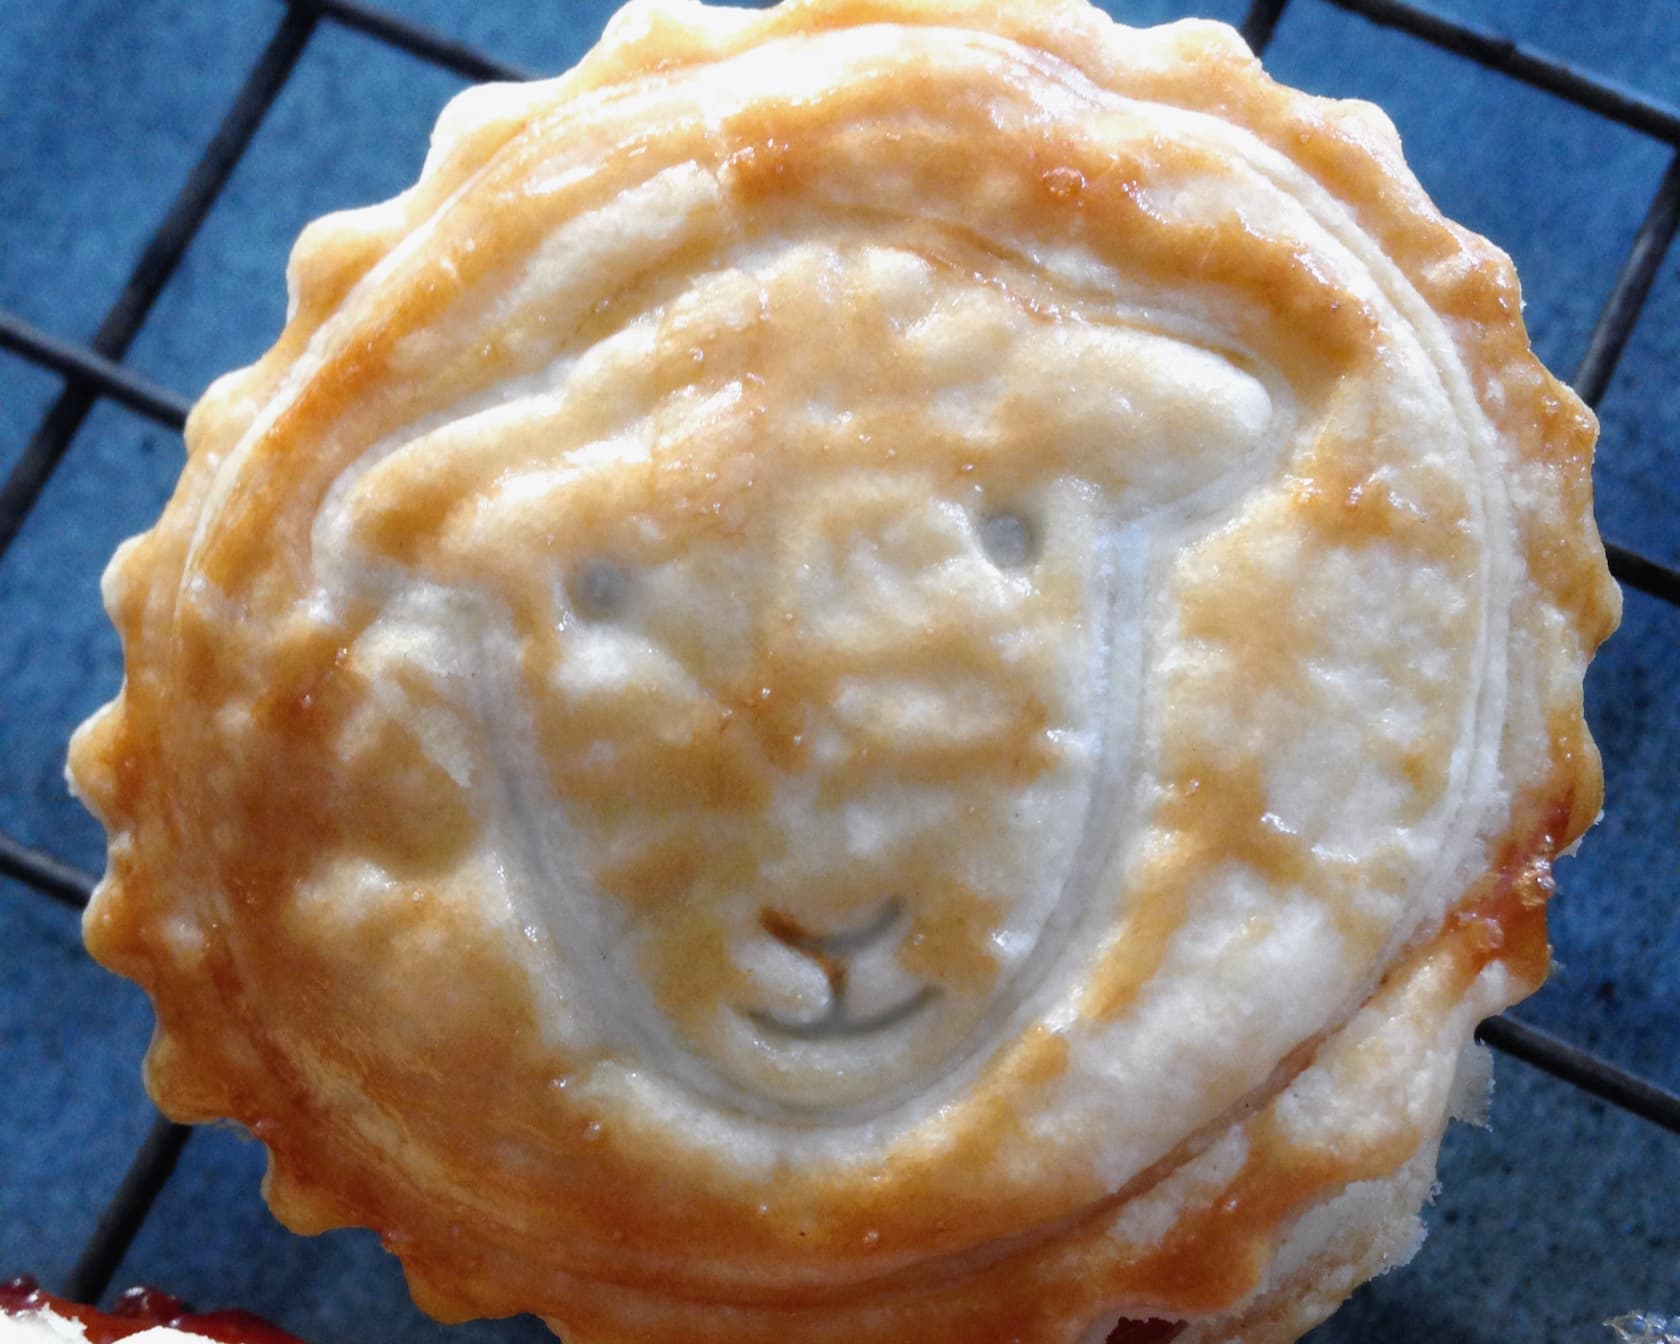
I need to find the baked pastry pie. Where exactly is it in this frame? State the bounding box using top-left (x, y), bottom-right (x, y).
top-left (67, 1), bottom-right (1619, 1341)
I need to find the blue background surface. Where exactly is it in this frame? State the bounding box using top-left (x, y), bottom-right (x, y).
top-left (1, 2), bottom-right (1675, 1341)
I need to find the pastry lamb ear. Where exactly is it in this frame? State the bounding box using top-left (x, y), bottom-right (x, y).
top-left (68, 2), bottom-right (1617, 1342)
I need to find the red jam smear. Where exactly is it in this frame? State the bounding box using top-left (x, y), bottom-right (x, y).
top-left (1, 1276), bottom-right (1190, 1344)
top-left (1106, 1319), bottom-right (1187, 1344)
top-left (2, 1277), bottom-right (304, 1344)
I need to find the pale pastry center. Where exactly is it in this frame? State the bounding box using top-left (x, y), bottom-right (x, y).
top-left (321, 241), bottom-right (1281, 1118)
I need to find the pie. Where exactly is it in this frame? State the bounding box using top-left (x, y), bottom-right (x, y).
top-left (67, 1), bottom-right (1619, 1340)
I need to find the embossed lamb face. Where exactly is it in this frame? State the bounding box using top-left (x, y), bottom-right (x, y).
top-left (486, 251), bottom-right (1279, 1117)
top-left (351, 247), bottom-right (1279, 1118)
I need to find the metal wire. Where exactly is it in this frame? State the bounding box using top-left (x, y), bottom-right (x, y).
top-left (0, 831), bottom-right (96, 913)
top-left (1239, 0), bottom-right (1291, 53)
top-left (1, 0), bottom-right (1675, 1311)
top-left (294, 0), bottom-right (533, 82)
top-left (1477, 1017), bottom-right (1680, 1138)
top-left (0, 7), bottom-right (317, 566)
top-left (60, 1120), bottom-right (192, 1306)
top-left (1607, 543), bottom-right (1680, 609)
top-left (1572, 154), bottom-right (1680, 409)
top-left (0, 313), bottom-right (191, 432)
top-left (1325, 0), bottom-right (1680, 146)
top-left (1576, 153), bottom-right (1680, 605)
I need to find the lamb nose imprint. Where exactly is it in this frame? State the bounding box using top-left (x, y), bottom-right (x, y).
top-left (744, 898), bottom-right (938, 1041)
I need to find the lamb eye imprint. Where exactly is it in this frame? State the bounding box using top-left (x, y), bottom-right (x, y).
top-left (65, 2), bottom-right (1617, 1343)
top-left (979, 510), bottom-right (1036, 569)
top-left (568, 559), bottom-right (630, 620)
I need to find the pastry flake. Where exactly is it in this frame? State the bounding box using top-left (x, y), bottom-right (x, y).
top-left (68, 2), bottom-right (1618, 1341)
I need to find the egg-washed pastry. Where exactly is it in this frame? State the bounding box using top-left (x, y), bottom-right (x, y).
top-left (67, 1), bottom-right (1619, 1341)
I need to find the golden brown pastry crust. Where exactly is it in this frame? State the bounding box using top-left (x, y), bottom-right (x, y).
top-left (69, 2), bottom-right (1617, 1341)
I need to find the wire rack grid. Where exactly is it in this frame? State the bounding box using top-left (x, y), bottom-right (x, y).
top-left (0, 0), bottom-right (1675, 1340)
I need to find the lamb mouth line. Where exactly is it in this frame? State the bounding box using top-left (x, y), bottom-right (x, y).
top-left (745, 984), bottom-right (939, 1042)
top-left (740, 897), bottom-right (940, 1042)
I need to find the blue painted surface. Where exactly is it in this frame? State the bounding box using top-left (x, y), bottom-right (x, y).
top-left (1, 1), bottom-right (1674, 1340)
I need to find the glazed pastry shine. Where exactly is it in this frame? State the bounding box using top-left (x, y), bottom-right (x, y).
top-left (68, 2), bottom-right (1618, 1342)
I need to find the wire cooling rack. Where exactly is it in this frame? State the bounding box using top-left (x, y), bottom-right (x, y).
top-left (0, 0), bottom-right (1675, 1339)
